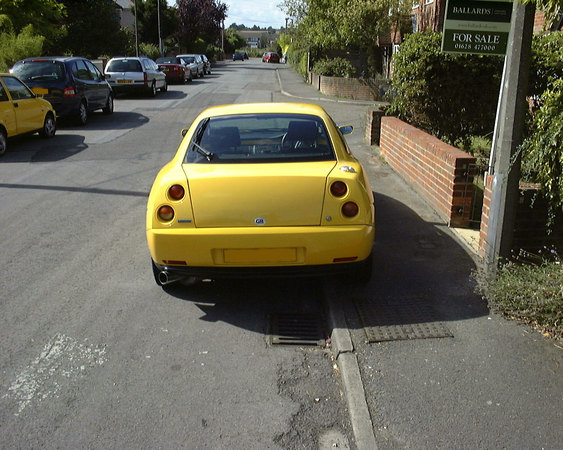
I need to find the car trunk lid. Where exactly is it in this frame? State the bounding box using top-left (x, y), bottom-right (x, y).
top-left (183, 161), bottom-right (336, 228)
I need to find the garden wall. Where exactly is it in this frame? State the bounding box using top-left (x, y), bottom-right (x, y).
top-left (379, 117), bottom-right (476, 228)
top-left (308, 72), bottom-right (387, 101)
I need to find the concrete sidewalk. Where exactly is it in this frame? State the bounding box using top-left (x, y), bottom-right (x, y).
top-left (274, 64), bottom-right (562, 450)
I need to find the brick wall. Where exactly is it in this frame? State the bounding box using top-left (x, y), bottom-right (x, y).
top-left (380, 117), bottom-right (476, 227)
top-left (308, 73), bottom-right (387, 101)
top-left (479, 174), bottom-right (494, 258)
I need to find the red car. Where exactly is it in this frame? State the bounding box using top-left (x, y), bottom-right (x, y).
top-left (262, 52), bottom-right (280, 63)
top-left (156, 57), bottom-right (191, 84)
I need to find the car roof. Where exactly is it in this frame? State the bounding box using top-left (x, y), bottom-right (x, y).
top-left (17, 56), bottom-right (87, 63)
top-left (199, 102), bottom-right (328, 119)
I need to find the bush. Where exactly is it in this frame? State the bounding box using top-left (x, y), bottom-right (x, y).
top-left (520, 78), bottom-right (563, 224)
top-left (386, 31), bottom-right (503, 148)
top-left (0, 25), bottom-right (44, 72)
top-left (475, 252), bottom-right (562, 341)
top-left (311, 57), bottom-right (356, 78)
top-left (529, 32), bottom-right (563, 98)
top-left (139, 43), bottom-right (160, 61)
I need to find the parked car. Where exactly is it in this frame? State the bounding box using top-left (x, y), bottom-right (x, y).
top-left (146, 102), bottom-right (375, 287)
top-left (176, 54), bottom-right (204, 78)
top-left (233, 52), bottom-right (244, 61)
top-left (262, 52), bottom-right (280, 63)
top-left (0, 73), bottom-right (56, 156)
top-left (10, 56), bottom-right (113, 125)
top-left (199, 54), bottom-right (211, 75)
top-left (156, 57), bottom-right (191, 84)
top-left (104, 56), bottom-right (167, 97)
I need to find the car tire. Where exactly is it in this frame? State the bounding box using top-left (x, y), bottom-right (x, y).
top-left (102, 95), bottom-right (114, 114)
top-left (350, 254), bottom-right (373, 285)
top-left (149, 81), bottom-right (157, 97)
top-left (39, 113), bottom-right (56, 138)
top-left (0, 129), bottom-right (7, 156)
top-left (76, 101), bottom-right (88, 126)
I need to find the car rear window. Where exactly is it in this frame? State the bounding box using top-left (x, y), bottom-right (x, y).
top-left (185, 113), bottom-right (335, 164)
top-left (106, 59), bottom-right (143, 72)
top-left (11, 61), bottom-right (66, 82)
top-left (156, 57), bottom-right (178, 64)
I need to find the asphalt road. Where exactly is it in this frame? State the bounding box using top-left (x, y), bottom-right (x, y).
top-left (0, 60), bottom-right (354, 449)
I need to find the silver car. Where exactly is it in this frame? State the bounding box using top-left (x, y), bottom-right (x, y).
top-left (104, 57), bottom-right (167, 97)
top-left (176, 54), bottom-right (205, 78)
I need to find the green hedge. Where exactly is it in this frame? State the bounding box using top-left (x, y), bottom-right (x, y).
top-left (311, 57), bottom-right (356, 78)
top-left (386, 31), bottom-right (503, 148)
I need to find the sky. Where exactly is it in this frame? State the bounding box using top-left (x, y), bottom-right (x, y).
top-left (166, 0), bottom-right (287, 29)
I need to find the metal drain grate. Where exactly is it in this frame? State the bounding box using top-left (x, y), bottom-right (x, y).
top-left (268, 313), bottom-right (326, 346)
top-left (355, 297), bottom-right (453, 342)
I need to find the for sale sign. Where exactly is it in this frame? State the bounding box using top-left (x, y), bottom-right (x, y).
top-left (442, 0), bottom-right (513, 55)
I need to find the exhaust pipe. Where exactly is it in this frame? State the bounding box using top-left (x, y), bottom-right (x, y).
top-left (158, 270), bottom-right (187, 286)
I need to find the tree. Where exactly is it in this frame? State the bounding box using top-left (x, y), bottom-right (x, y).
top-left (224, 28), bottom-right (244, 53)
top-left (57, 0), bottom-right (131, 58)
top-left (280, 0), bottom-right (411, 76)
top-left (176, 0), bottom-right (227, 51)
top-left (135, 0), bottom-right (178, 49)
top-left (0, 0), bottom-right (66, 52)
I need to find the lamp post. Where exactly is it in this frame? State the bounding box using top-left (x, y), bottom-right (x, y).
top-left (134, 0), bottom-right (139, 56)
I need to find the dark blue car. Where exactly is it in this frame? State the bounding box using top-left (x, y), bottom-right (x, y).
top-left (11, 56), bottom-right (114, 125)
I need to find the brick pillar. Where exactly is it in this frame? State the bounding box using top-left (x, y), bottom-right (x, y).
top-left (365, 109), bottom-right (385, 145)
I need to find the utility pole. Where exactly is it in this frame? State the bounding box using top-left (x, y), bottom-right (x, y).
top-left (484, 0), bottom-right (535, 272)
top-left (157, 0), bottom-right (163, 57)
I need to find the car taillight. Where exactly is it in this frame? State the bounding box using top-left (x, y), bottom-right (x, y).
top-left (63, 86), bottom-right (75, 97)
top-left (342, 202), bottom-right (359, 217)
top-left (158, 205), bottom-right (174, 221)
top-left (144, 72), bottom-right (148, 85)
top-left (330, 181), bottom-right (347, 197)
top-left (168, 185), bottom-right (185, 200)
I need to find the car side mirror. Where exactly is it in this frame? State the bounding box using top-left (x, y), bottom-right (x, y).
top-left (339, 125), bottom-right (353, 135)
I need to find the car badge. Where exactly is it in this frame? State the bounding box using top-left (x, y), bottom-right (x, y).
top-left (340, 166), bottom-right (356, 173)
top-left (254, 217), bottom-right (266, 226)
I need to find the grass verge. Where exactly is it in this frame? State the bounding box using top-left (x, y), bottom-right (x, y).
top-left (475, 251), bottom-right (562, 343)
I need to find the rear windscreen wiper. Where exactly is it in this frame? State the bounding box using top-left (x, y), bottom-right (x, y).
top-left (192, 142), bottom-right (214, 161)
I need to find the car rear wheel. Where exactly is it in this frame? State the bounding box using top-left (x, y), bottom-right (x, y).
top-left (76, 101), bottom-right (88, 125)
top-left (102, 95), bottom-right (114, 114)
top-left (149, 81), bottom-right (157, 97)
top-left (0, 129), bottom-right (7, 156)
top-left (39, 113), bottom-right (56, 138)
top-left (349, 254), bottom-right (373, 285)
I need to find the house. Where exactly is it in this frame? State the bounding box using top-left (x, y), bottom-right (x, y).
top-left (114, 0), bottom-right (135, 30)
top-left (238, 30), bottom-right (279, 49)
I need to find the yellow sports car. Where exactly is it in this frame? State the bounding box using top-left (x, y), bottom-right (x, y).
top-left (146, 103), bottom-right (375, 286)
top-left (0, 73), bottom-right (56, 156)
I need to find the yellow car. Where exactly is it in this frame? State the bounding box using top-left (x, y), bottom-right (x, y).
top-left (0, 73), bottom-right (56, 156)
top-left (146, 103), bottom-right (375, 286)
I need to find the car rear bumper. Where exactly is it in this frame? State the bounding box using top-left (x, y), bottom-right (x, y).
top-left (108, 81), bottom-right (149, 93)
top-left (43, 96), bottom-right (81, 117)
top-left (147, 225), bottom-right (374, 275)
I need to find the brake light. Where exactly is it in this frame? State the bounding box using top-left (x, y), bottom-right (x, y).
top-left (158, 205), bottom-right (174, 221)
top-left (342, 202), bottom-right (359, 217)
top-left (144, 72), bottom-right (148, 85)
top-left (330, 181), bottom-right (347, 197)
top-left (168, 185), bottom-right (185, 200)
top-left (63, 86), bottom-right (75, 97)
